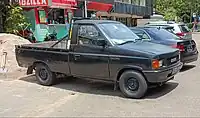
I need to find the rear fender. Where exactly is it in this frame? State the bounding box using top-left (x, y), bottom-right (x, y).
top-left (33, 61), bottom-right (50, 68)
top-left (27, 61), bottom-right (50, 75)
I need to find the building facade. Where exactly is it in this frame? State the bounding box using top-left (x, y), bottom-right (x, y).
top-left (75, 0), bottom-right (153, 26)
top-left (74, 0), bottom-right (114, 18)
top-left (106, 0), bottom-right (153, 26)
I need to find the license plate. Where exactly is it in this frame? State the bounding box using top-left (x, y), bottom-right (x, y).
top-left (172, 67), bottom-right (179, 75)
top-left (187, 46), bottom-right (193, 52)
top-left (171, 57), bottom-right (177, 63)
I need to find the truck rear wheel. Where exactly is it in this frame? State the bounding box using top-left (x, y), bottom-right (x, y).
top-left (35, 64), bottom-right (56, 86)
top-left (119, 70), bottom-right (148, 99)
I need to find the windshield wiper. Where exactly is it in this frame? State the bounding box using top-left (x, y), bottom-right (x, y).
top-left (118, 40), bottom-right (135, 45)
top-left (135, 38), bottom-right (143, 41)
top-left (118, 38), bottom-right (144, 45)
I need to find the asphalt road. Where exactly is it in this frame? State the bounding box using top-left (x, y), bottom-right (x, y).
top-left (0, 33), bottom-right (200, 117)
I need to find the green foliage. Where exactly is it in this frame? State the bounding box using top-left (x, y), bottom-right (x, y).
top-left (163, 8), bottom-right (177, 21)
top-left (187, 23), bottom-right (193, 29)
top-left (5, 4), bottom-right (30, 35)
top-left (155, 0), bottom-right (177, 21)
top-left (155, 0), bottom-right (200, 23)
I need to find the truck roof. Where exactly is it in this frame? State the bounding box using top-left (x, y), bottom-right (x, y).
top-left (74, 19), bottom-right (119, 24)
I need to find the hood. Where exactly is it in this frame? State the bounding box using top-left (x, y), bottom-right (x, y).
top-left (117, 41), bottom-right (178, 56)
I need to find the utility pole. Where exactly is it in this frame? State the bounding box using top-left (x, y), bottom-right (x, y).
top-left (84, 0), bottom-right (87, 18)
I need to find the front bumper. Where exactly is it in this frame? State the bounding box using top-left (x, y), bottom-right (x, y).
top-left (181, 51), bottom-right (198, 64)
top-left (143, 62), bottom-right (183, 83)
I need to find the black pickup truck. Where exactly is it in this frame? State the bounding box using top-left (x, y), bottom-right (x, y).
top-left (15, 18), bottom-right (183, 99)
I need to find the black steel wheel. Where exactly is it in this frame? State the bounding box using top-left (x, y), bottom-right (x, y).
top-left (35, 63), bottom-right (56, 86)
top-left (119, 70), bottom-right (148, 99)
top-left (126, 77), bottom-right (139, 92)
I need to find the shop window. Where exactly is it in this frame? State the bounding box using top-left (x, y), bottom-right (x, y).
top-left (115, 0), bottom-right (131, 4)
top-left (38, 10), bottom-right (47, 24)
top-left (115, 0), bottom-right (146, 6)
top-left (139, 0), bottom-right (146, 6)
top-left (47, 8), bottom-right (65, 24)
top-left (122, 0), bottom-right (131, 4)
top-left (132, 0), bottom-right (146, 6)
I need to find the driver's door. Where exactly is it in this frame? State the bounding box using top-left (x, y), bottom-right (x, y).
top-left (69, 24), bottom-right (110, 80)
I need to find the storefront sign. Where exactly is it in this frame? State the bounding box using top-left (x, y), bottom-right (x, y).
top-left (52, 0), bottom-right (77, 7)
top-left (19, 0), bottom-right (48, 6)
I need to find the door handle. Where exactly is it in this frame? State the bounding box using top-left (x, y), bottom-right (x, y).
top-left (110, 57), bottom-right (120, 60)
top-left (74, 54), bottom-right (81, 60)
top-left (75, 54), bottom-right (81, 57)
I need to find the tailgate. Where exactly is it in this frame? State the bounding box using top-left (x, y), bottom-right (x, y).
top-left (15, 45), bottom-right (27, 68)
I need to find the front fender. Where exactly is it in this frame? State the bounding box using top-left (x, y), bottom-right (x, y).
top-left (113, 65), bottom-right (144, 81)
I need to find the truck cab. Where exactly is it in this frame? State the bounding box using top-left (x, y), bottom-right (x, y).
top-left (15, 18), bottom-right (183, 99)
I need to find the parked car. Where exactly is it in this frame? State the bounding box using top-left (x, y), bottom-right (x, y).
top-left (130, 27), bottom-right (198, 65)
top-left (145, 21), bottom-right (192, 40)
top-left (142, 25), bottom-right (175, 33)
top-left (15, 18), bottom-right (182, 99)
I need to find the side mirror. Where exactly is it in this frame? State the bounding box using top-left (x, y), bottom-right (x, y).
top-left (97, 39), bottom-right (107, 47)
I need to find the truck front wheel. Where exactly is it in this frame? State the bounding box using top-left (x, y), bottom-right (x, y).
top-left (119, 70), bottom-right (148, 99)
top-left (35, 64), bottom-right (56, 86)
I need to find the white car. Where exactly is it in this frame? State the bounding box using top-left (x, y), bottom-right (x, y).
top-left (145, 21), bottom-right (192, 40)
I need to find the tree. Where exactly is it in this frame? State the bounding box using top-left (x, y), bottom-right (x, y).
top-left (5, 4), bottom-right (30, 35)
top-left (155, 0), bottom-right (200, 22)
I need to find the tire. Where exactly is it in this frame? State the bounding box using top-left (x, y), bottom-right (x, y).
top-left (35, 64), bottom-right (56, 86)
top-left (119, 70), bottom-right (148, 99)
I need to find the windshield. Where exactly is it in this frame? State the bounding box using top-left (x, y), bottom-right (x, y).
top-left (98, 23), bottom-right (140, 44)
top-left (165, 28), bottom-right (174, 33)
top-left (145, 28), bottom-right (180, 40)
top-left (131, 29), bottom-right (151, 41)
top-left (178, 25), bottom-right (190, 33)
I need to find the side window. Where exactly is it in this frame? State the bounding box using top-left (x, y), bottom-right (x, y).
top-left (77, 25), bottom-right (103, 46)
top-left (141, 33), bottom-right (150, 40)
top-left (133, 30), bottom-right (150, 40)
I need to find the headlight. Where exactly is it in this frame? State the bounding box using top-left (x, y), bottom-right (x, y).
top-left (152, 59), bottom-right (163, 69)
top-left (159, 60), bottom-right (163, 67)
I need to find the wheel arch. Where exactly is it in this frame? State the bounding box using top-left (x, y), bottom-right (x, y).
top-left (116, 66), bottom-right (147, 82)
top-left (27, 61), bottom-right (50, 75)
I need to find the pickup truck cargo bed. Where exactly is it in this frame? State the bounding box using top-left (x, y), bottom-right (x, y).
top-left (17, 41), bottom-right (67, 50)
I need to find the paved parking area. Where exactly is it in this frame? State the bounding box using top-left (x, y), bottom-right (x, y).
top-left (0, 33), bottom-right (200, 117)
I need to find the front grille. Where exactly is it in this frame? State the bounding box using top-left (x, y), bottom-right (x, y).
top-left (166, 55), bottom-right (179, 66)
